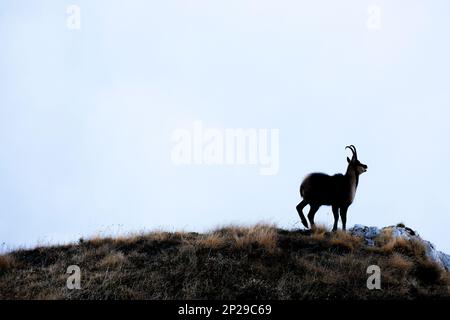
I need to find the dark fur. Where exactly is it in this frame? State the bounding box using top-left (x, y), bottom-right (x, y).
top-left (296, 145), bottom-right (367, 231)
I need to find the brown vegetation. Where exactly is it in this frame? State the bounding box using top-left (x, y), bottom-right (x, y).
top-left (0, 224), bottom-right (449, 299)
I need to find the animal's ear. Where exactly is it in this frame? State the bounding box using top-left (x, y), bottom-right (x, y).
top-left (347, 157), bottom-right (351, 163)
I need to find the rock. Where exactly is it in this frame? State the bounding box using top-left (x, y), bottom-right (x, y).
top-left (348, 224), bottom-right (450, 272)
top-left (351, 224), bottom-right (381, 241)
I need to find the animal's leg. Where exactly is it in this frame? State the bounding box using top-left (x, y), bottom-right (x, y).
top-left (340, 206), bottom-right (349, 231)
top-left (296, 200), bottom-right (309, 228)
top-left (332, 205), bottom-right (339, 232)
top-left (307, 204), bottom-right (320, 230)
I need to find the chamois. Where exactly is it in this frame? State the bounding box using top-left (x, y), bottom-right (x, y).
top-left (296, 145), bottom-right (367, 231)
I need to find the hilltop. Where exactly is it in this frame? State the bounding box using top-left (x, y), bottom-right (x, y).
top-left (1, 224), bottom-right (449, 299)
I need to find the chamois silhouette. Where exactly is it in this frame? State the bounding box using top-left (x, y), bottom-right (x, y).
top-left (296, 145), bottom-right (367, 231)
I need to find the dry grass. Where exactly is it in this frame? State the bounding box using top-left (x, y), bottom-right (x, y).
top-left (149, 231), bottom-right (172, 242)
top-left (99, 251), bottom-right (127, 268)
top-left (373, 228), bottom-right (427, 258)
top-left (196, 233), bottom-right (226, 249)
top-left (1, 224), bottom-right (449, 300)
top-left (0, 255), bottom-right (16, 273)
top-left (228, 224), bottom-right (278, 253)
top-left (382, 237), bottom-right (411, 253)
top-left (414, 259), bottom-right (443, 284)
top-left (389, 253), bottom-right (414, 272)
top-left (441, 272), bottom-right (450, 292)
top-left (310, 225), bottom-right (328, 241)
top-left (207, 224), bottom-right (278, 253)
top-left (329, 230), bottom-right (363, 252)
top-left (85, 236), bottom-right (107, 247)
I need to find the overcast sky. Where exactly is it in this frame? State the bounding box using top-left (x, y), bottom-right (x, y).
top-left (1, 0), bottom-right (450, 253)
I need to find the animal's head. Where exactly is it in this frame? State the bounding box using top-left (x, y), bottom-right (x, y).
top-left (346, 145), bottom-right (367, 175)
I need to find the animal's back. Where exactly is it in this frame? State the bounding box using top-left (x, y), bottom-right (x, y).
top-left (300, 173), bottom-right (346, 205)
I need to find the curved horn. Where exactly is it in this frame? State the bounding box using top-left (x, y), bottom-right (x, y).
top-left (345, 145), bottom-right (357, 160)
top-left (349, 145), bottom-right (357, 159)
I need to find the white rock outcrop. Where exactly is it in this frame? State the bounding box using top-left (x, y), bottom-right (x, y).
top-left (349, 224), bottom-right (450, 271)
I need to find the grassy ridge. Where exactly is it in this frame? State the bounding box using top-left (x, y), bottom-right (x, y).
top-left (1, 224), bottom-right (449, 299)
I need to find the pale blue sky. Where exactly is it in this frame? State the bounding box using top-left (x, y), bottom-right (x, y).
top-left (1, 0), bottom-right (450, 253)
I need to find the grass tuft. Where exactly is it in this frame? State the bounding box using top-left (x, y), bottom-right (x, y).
top-left (99, 251), bottom-right (127, 268)
top-left (0, 255), bottom-right (16, 273)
